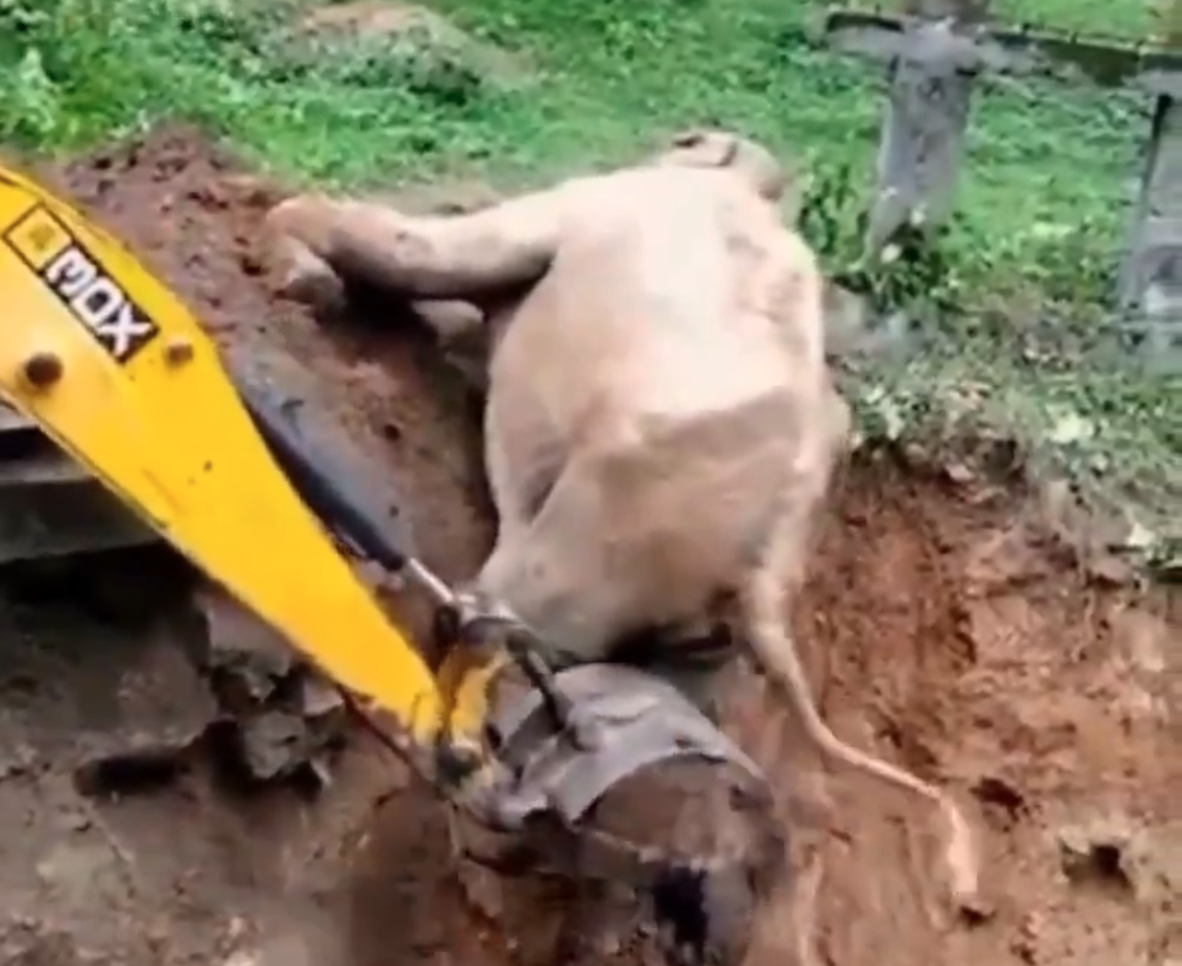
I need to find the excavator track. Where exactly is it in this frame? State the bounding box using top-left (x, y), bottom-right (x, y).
top-left (0, 399), bottom-right (153, 564)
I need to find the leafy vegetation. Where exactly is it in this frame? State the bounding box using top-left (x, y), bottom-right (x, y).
top-left (1, 0), bottom-right (1177, 564)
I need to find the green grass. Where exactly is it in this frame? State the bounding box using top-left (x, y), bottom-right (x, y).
top-left (1, 0), bottom-right (1178, 567)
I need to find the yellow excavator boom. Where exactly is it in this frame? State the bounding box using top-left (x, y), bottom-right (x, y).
top-left (0, 164), bottom-right (482, 766)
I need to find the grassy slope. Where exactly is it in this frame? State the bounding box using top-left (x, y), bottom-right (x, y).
top-left (1, 0), bottom-right (1177, 560)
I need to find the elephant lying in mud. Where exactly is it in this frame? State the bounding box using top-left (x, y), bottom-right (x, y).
top-left (263, 130), bottom-right (980, 915)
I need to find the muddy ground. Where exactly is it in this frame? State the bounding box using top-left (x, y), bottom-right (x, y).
top-left (0, 127), bottom-right (1177, 966)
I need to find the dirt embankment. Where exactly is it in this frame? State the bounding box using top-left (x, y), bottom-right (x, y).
top-left (0, 127), bottom-right (1176, 966)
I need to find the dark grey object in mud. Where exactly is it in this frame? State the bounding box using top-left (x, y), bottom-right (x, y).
top-left (0, 401), bottom-right (154, 565)
top-left (487, 663), bottom-right (765, 834)
top-left (476, 662), bottom-right (778, 966)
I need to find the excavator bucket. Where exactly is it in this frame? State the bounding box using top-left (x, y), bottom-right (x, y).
top-left (0, 164), bottom-right (489, 769)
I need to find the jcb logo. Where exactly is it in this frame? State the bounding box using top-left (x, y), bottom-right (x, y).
top-left (42, 245), bottom-right (158, 362)
top-left (5, 206), bottom-right (159, 364)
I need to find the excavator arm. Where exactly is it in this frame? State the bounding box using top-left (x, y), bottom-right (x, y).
top-left (0, 163), bottom-right (496, 784)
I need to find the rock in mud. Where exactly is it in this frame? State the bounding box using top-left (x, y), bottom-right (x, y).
top-left (191, 585), bottom-right (347, 786)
